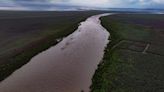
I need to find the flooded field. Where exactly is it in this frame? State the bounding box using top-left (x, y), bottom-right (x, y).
top-left (0, 14), bottom-right (111, 92)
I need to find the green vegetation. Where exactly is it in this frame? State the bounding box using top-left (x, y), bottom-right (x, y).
top-left (0, 11), bottom-right (105, 81)
top-left (91, 14), bottom-right (164, 92)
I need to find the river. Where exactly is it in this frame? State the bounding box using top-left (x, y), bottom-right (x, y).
top-left (0, 13), bottom-right (111, 92)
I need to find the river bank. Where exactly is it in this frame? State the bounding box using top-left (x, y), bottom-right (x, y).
top-left (0, 11), bottom-right (106, 81)
top-left (0, 14), bottom-right (110, 92)
top-left (91, 14), bottom-right (164, 92)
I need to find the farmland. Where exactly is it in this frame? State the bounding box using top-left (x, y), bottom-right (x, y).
top-left (91, 14), bottom-right (164, 92)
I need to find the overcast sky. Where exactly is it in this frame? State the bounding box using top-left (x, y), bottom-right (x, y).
top-left (0, 0), bottom-right (164, 10)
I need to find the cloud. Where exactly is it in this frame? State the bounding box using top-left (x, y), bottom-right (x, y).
top-left (0, 0), bottom-right (164, 10)
top-left (152, 0), bottom-right (164, 4)
top-left (66, 0), bottom-right (164, 8)
top-left (67, 0), bottom-right (109, 7)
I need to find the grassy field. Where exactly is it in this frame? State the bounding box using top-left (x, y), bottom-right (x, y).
top-left (0, 10), bottom-right (106, 81)
top-left (91, 14), bottom-right (164, 92)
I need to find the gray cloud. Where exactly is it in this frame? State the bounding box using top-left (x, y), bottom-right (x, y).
top-left (0, 0), bottom-right (164, 10)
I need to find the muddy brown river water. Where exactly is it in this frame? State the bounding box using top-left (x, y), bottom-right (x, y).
top-left (0, 13), bottom-right (111, 92)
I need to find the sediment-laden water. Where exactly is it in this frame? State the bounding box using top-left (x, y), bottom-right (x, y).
top-left (0, 13), bottom-right (111, 92)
